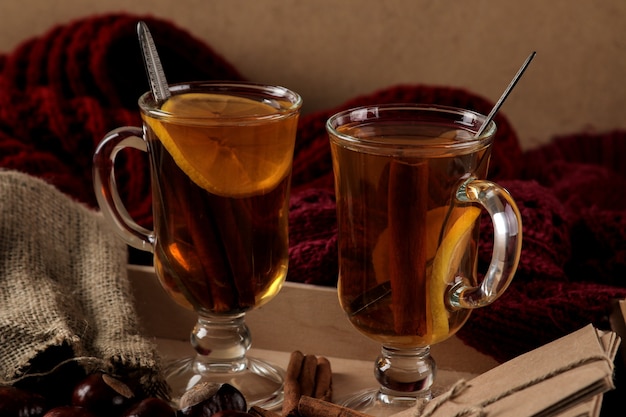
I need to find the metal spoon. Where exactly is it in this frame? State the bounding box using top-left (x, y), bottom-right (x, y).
top-left (475, 51), bottom-right (536, 138)
top-left (137, 21), bottom-right (171, 104)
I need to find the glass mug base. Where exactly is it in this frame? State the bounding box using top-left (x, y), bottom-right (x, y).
top-left (339, 388), bottom-right (431, 417)
top-left (165, 356), bottom-right (284, 410)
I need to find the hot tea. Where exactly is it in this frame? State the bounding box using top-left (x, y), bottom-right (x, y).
top-left (93, 81), bottom-right (302, 406)
top-left (331, 122), bottom-right (491, 347)
top-left (142, 92), bottom-right (298, 315)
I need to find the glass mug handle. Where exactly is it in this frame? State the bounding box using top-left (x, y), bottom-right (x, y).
top-left (92, 126), bottom-right (155, 253)
top-left (449, 177), bottom-right (522, 309)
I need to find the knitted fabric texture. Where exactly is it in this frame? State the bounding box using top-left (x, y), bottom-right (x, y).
top-left (0, 170), bottom-right (167, 398)
top-left (1, 13), bottom-right (626, 365)
top-left (0, 12), bottom-right (244, 230)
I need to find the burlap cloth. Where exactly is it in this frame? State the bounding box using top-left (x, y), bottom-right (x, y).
top-left (0, 170), bottom-right (167, 398)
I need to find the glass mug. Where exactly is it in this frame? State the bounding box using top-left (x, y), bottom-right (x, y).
top-left (327, 104), bottom-right (522, 414)
top-left (93, 81), bottom-right (302, 407)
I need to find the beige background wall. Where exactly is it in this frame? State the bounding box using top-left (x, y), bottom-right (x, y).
top-left (1, 0), bottom-right (624, 150)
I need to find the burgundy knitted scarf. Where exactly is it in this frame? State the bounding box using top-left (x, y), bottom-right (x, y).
top-left (1, 13), bottom-right (625, 363)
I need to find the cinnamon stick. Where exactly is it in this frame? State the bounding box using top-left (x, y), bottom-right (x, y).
top-left (282, 350), bottom-right (305, 416)
top-left (282, 351), bottom-right (334, 416)
top-left (313, 356), bottom-right (332, 402)
top-left (298, 354), bottom-right (318, 397)
top-left (387, 160), bottom-right (429, 335)
top-left (298, 396), bottom-right (370, 417)
top-left (158, 158), bottom-right (216, 309)
top-left (188, 188), bottom-right (238, 312)
top-left (211, 196), bottom-right (257, 308)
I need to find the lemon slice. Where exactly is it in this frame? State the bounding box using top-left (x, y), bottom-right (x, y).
top-left (429, 206), bottom-right (481, 340)
top-left (143, 93), bottom-right (295, 197)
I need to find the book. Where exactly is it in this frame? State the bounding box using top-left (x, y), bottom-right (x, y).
top-left (393, 324), bottom-right (619, 417)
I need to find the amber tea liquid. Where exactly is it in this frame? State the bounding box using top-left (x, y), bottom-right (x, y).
top-left (142, 92), bottom-right (297, 316)
top-left (331, 121), bottom-right (491, 348)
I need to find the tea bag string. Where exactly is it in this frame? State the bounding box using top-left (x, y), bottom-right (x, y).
top-left (415, 354), bottom-right (613, 417)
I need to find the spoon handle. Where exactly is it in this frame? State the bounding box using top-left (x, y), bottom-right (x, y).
top-left (137, 21), bottom-right (171, 104)
top-left (475, 51), bottom-right (536, 138)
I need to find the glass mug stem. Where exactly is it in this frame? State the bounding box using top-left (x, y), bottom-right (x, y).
top-left (191, 313), bottom-right (251, 374)
top-left (375, 346), bottom-right (435, 400)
